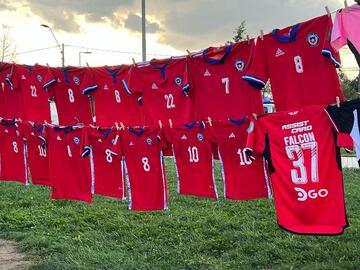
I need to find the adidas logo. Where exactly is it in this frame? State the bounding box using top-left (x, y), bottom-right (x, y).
top-left (152, 83), bottom-right (158, 90)
top-left (129, 141), bottom-right (134, 146)
top-left (1, 82), bottom-right (4, 91)
top-left (57, 78), bottom-right (62, 83)
top-left (103, 84), bottom-right (109, 90)
top-left (4, 129), bottom-right (8, 133)
top-left (228, 133), bottom-right (236, 138)
top-left (21, 75), bottom-right (26, 80)
top-left (204, 69), bottom-right (211, 77)
top-left (98, 138), bottom-right (103, 142)
top-left (180, 134), bottom-right (187, 140)
top-left (56, 135), bottom-right (62, 141)
top-left (275, 48), bottom-right (285, 57)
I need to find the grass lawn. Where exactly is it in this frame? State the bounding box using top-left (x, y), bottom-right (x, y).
top-left (0, 159), bottom-right (360, 269)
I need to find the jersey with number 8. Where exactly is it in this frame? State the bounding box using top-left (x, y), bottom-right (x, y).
top-left (121, 127), bottom-right (168, 211)
top-left (246, 105), bottom-right (349, 235)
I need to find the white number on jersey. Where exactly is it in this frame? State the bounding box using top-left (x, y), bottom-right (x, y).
top-left (285, 142), bottom-right (318, 184)
top-left (12, 141), bottom-right (18, 153)
top-left (38, 145), bottom-right (47, 157)
top-left (114, 90), bottom-right (121, 103)
top-left (68, 88), bottom-right (75, 103)
top-left (188, 146), bottom-right (199, 163)
top-left (67, 145), bottom-right (72, 157)
top-left (221, 77), bottom-right (230, 94)
top-left (105, 149), bottom-right (113, 163)
top-left (30, 85), bottom-right (38, 97)
top-left (164, 94), bottom-right (176, 109)
top-left (294, 55), bottom-right (304, 74)
top-left (237, 148), bottom-right (252, 165)
top-left (142, 157), bottom-right (150, 171)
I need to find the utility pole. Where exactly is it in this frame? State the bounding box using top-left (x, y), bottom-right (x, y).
top-left (61, 43), bottom-right (65, 67)
top-left (41, 24), bottom-right (65, 67)
top-left (141, 0), bottom-right (146, 62)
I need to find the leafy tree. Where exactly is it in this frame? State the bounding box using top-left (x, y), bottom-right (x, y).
top-left (338, 69), bottom-right (359, 100)
top-left (232, 20), bottom-right (247, 42)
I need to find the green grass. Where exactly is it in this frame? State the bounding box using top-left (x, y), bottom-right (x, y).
top-left (0, 160), bottom-right (360, 269)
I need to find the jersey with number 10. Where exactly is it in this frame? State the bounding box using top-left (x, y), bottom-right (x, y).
top-left (243, 15), bottom-right (343, 111)
top-left (246, 105), bottom-right (348, 235)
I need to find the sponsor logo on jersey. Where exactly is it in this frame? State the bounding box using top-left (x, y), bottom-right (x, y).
top-left (37, 75), bottom-right (43, 82)
top-left (56, 135), bottom-right (62, 141)
top-left (228, 132), bottom-right (236, 138)
top-left (129, 141), bottom-right (134, 146)
top-left (73, 136), bottom-right (80, 145)
top-left (295, 187), bottom-right (328, 202)
top-left (204, 69), bottom-right (211, 77)
top-left (73, 76), bottom-right (80, 85)
top-left (197, 133), bottom-right (204, 141)
top-left (103, 84), bottom-right (109, 90)
top-left (307, 33), bottom-right (319, 47)
top-left (288, 111), bottom-right (299, 116)
top-left (275, 48), bottom-right (285, 57)
top-left (21, 74), bottom-right (26, 80)
top-left (152, 83), bottom-right (158, 89)
top-left (146, 137), bottom-right (152, 145)
top-left (174, 76), bottom-right (182, 86)
top-left (235, 59), bottom-right (245, 71)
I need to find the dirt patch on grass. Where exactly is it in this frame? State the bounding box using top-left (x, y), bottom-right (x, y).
top-left (0, 239), bottom-right (30, 270)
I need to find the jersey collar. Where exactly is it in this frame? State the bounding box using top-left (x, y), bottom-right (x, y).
top-left (128, 126), bottom-right (145, 137)
top-left (105, 66), bottom-right (123, 84)
top-left (150, 58), bottom-right (172, 80)
top-left (271, 23), bottom-right (300, 43)
top-left (228, 116), bottom-right (248, 126)
top-left (202, 43), bottom-right (232, 64)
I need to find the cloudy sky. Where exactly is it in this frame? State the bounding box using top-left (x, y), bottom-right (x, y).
top-left (0, 0), bottom-right (358, 77)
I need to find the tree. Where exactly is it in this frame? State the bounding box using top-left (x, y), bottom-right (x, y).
top-left (0, 24), bottom-right (17, 62)
top-left (338, 69), bottom-right (359, 100)
top-left (232, 20), bottom-right (247, 42)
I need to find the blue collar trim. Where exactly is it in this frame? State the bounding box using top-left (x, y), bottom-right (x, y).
top-left (271, 23), bottom-right (300, 43)
top-left (128, 126), bottom-right (144, 137)
top-left (150, 58), bottom-right (172, 80)
top-left (105, 66), bottom-right (123, 84)
top-left (202, 43), bottom-right (232, 64)
top-left (228, 116), bottom-right (248, 126)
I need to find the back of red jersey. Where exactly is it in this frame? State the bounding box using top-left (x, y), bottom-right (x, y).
top-left (47, 126), bottom-right (92, 203)
top-left (122, 57), bottom-right (193, 125)
top-left (0, 119), bottom-right (28, 184)
top-left (207, 118), bottom-right (270, 200)
top-left (89, 66), bottom-right (144, 126)
top-left (17, 64), bottom-right (56, 122)
top-left (0, 63), bottom-right (20, 119)
top-left (164, 122), bottom-right (218, 199)
top-left (82, 126), bottom-right (125, 199)
top-left (243, 15), bottom-right (343, 111)
top-left (47, 67), bottom-right (96, 125)
top-left (246, 106), bottom-right (348, 234)
top-left (121, 127), bottom-right (168, 211)
top-left (189, 41), bottom-right (264, 121)
top-left (23, 122), bottom-right (50, 186)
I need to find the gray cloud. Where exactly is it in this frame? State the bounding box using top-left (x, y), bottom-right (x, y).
top-left (123, 12), bottom-right (160, 33)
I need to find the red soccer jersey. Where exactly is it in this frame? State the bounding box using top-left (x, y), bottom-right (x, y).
top-left (0, 119), bottom-right (28, 184)
top-left (23, 121), bottom-right (51, 186)
top-left (121, 127), bottom-right (168, 211)
top-left (47, 125), bottom-right (92, 203)
top-left (17, 64), bottom-right (56, 122)
top-left (86, 65), bottom-right (144, 126)
top-left (82, 126), bottom-right (125, 199)
top-left (189, 40), bottom-right (264, 121)
top-left (164, 122), bottom-right (218, 199)
top-left (206, 118), bottom-right (270, 200)
top-left (246, 105), bottom-right (349, 235)
top-left (0, 63), bottom-right (20, 119)
top-left (122, 57), bottom-right (193, 125)
top-left (46, 67), bottom-right (97, 125)
top-left (243, 15), bottom-right (343, 111)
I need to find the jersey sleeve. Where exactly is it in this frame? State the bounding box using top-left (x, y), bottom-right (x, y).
top-left (182, 57), bottom-right (191, 96)
top-left (242, 37), bottom-right (269, 90)
top-left (43, 67), bottom-right (56, 90)
top-left (203, 124), bottom-right (218, 144)
top-left (321, 15), bottom-right (341, 68)
top-left (81, 68), bottom-right (98, 95)
top-left (331, 11), bottom-right (346, 52)
top-left (325, 99), bottom-right (360, 133)
top-left (43, 68), bottom-right (57, 97)
top-left (245, 119), bottom-right (266, 160)
top-left (122, 65), bottom-right (140, 95)
top-left (81, 127), bottom-right (91, 158)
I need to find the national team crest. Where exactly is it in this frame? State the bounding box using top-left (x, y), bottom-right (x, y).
top-left (235, 59), bottom-right (245, 71)
top-left (73, 76), bottom-right (80, 85)
top-left (197, 133), bottom-right (204, 142)
top-left (146, 137), bottom-right (152, 145)
top-left (37, 75), bottom-right (42, 82)
top-left (73, 136), bottom-right (80, 145)
top-left (174, 76), bottom-right (182, 86)
top-left (307, 33), bottom-right (319, 47)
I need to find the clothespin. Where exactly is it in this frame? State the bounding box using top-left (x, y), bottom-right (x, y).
top-left (132, 58), bottom-right (136, 65)
top-left (44, 120), bottom-right (49, 127)
top-left (89, 124), bottom-right (97, 129)
top-left (260, 30), bottom-right (264, 41)
top-left (207, 116), bottom-right (212, 127)
top-left (186, 49), bottom-right (191, 55)
top-left (115, 122), bottom-right (120, 130)
top-left (120, 122), bottom-right (125, 130)
top-left (344, 0), bottom-right (348, 8)
top-left (86, 62), bottom-right (90, 68)
top-left (325, 6), bottom-right (331, 17)
top-left (246, 35), bottom-right (250, 44)
top-left (252, 113), bottom-right (258, 120)
top-left (336, 96), bottom-right (340, 108)
top-left (158, 120), bottom-right (163, 129)
top-left (168, 119), bottom-right (173, 128)
top-left (46, 63), bottom-right (50, 67)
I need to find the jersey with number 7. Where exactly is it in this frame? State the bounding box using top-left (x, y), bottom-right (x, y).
top-left (246, 105), bottom-right (348, 235)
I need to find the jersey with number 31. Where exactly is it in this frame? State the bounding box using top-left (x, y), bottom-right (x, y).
top-left (246, 105), bottom-right (348, 235)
